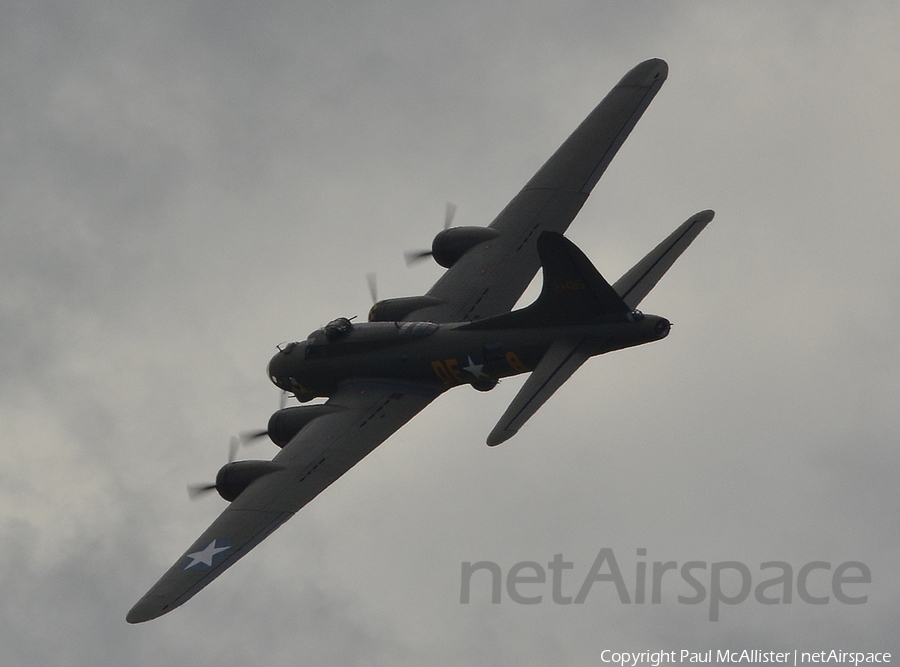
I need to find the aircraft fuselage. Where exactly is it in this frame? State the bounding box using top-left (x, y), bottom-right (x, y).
top-left (267, 313), bottom-right (670, 401)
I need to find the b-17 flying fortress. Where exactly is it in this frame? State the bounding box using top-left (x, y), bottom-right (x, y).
top-left (128, 58), bottom-right (712, 623)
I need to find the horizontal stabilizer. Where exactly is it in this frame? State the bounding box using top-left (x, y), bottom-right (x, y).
top-left (486, 337), bottom-right (592, 446)
top-left (613, 210), bottom-right (714, 309)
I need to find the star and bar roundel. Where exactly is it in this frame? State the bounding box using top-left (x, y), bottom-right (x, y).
top-left (182, 539), bottom-right (232, 570)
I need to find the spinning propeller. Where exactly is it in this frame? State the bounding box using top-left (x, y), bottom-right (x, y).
top-left (187, 390), bottom-right (289, 499)
top-left (187, 436), bottom-right (242, 499)
top-left (404, 202), bottom-right (456, 266)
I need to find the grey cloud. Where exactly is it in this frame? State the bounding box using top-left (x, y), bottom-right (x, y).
top-left (0, 1), bottom-right (897, 664)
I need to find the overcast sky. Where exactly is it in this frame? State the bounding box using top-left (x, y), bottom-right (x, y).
top-left (1, 2), bottom-right (898, 665)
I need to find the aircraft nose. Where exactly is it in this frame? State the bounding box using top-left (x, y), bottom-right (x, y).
top-left (266, 355), bottom-right (281, 389)
top-left (267, 347), bottom-right (294, 391)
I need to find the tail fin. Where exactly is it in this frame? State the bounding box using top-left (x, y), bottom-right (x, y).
top-left (613, 210), bottom-right (714, 309)
top-left (460, 232), bottom-right (629, 330)
top-left (480, 213), bottom-right (712, 445)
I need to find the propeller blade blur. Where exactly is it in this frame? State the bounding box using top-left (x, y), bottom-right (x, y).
top-left (187, 483), bottom-right (217, 500)
top-left (444, 202), bottom-right (456, 229)
top-left (404, 202), bottom-right (457, 266)
top-left (404, 249), bottom-right (432, 266)
top-left (239, 429), bottom-right (269, 443)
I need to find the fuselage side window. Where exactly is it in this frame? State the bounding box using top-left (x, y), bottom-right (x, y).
top-left (399, 321), bottom-right (439, 337)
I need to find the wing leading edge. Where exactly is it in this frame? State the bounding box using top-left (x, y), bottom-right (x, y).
top-left (406, 58), bottom-right (668, 324)
top-left (127, 381), bottom-right (440, 623)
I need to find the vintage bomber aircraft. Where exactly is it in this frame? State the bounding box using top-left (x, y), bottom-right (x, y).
top-left (127, 58), bottom-right (712, 623)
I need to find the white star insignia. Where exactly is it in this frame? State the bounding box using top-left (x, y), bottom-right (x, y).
top-left (183, 539), bottom-right (231, 570)
top-left (463, 356), bottom-right (488, 380)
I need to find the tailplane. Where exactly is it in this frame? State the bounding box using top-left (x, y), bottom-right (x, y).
top-left (482, 211), bottom-right (713, 445)
top-left (613, 210), bottom-right (714, 309)
top-left (486, 337), bottom-right (592, 445)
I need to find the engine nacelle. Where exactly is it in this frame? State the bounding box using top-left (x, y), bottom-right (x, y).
top-left (215, 460), bottom-right (284, 502)
top-left (266, 404), bottom-right (346, 447)
top-left (430, 226), bottom-right (501, 268)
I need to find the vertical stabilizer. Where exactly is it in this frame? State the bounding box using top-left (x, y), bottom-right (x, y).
top-left (459, 232), bottom-right (630, 330)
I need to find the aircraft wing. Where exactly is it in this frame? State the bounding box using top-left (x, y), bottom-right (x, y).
top-left (127, 380), bottom-right (440, 623)
top-left (406, 58), bottom-right (668, 324)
